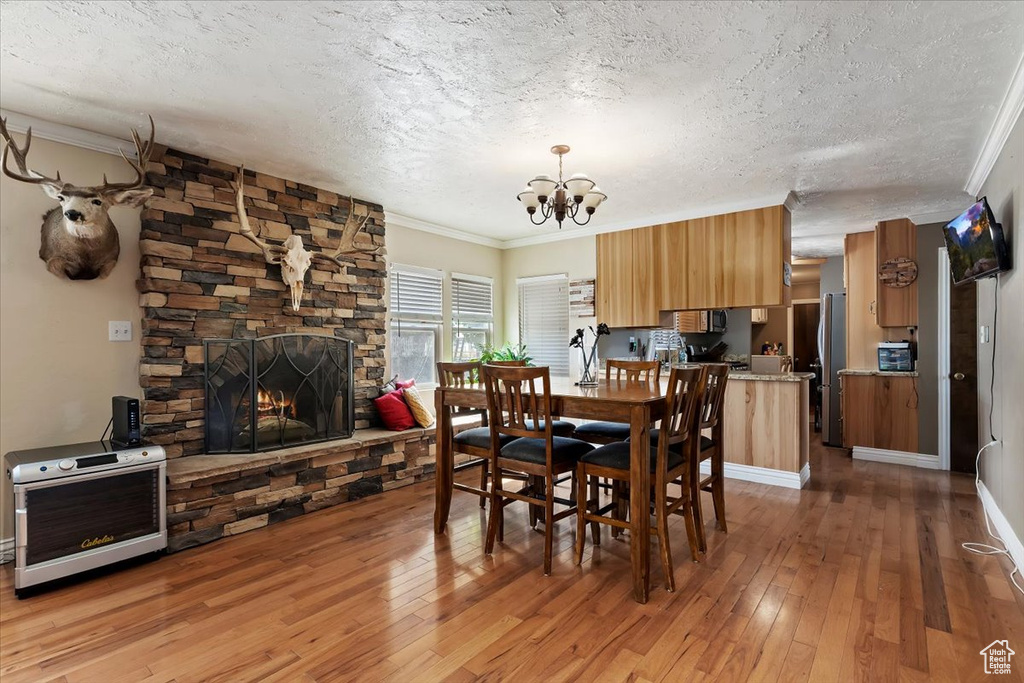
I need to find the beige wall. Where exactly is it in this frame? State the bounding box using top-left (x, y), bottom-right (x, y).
top-left (1, 137), bottom-right (145, 540)
top-left (384, 223), bottom-right (505, 366)
top-left (977, 114), bottom-right (1023, 543)
top-left (501, 235), bottom-right (596, 344)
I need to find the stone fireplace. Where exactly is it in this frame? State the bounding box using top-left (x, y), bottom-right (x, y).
top-left (137, 147), bottom-right (387, 458)
top-left (204, 333), bottom-right (354, 454)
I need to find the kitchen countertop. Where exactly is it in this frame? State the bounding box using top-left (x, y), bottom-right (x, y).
top-left (838, 369), bottom-right (919, 378)
top-left (727, 371), bottom-right (815, 382)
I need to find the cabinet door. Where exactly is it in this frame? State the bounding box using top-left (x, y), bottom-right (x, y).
top-left (841, 375), bottom-right (875, 448)
top-left (596, 231), bottom-right (634, 328)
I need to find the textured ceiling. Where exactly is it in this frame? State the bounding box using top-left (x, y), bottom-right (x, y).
top-left (1, 1), bottom-right (1022, 256)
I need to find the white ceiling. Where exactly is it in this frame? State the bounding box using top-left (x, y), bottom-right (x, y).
top-left (1, 1), bottom-right (1022, 255)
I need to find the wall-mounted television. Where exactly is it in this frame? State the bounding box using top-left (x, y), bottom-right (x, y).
top-left (942, 197), bottom-right (1012, 285)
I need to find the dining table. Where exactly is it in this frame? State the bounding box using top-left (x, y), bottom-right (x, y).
top-left (433, 376), bottom-right (667, 604)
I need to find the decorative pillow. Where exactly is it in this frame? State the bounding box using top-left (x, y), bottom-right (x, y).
top-left (374, 389), bottom-right (415, 431)
top-left (379, 374), bottom-right (399, 397)
top-left (396, 378), bottom-right (416, 390)
top-left (402, 385), bottom-right (435, 428)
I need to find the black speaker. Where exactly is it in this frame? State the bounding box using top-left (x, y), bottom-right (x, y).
top-left (111, 396), bottom-right (141, 447)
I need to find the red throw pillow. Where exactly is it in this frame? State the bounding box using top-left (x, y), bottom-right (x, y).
top-left (396, 379), bottom-right (416, 389)
top-left (374, 389), bottom-right (416, 431)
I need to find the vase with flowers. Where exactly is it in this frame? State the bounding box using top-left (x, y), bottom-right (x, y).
top-left (569, 322), bottom-right (610, 386)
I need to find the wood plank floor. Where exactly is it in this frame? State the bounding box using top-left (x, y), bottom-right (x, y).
top-left (2, 435), bottom-right (1022, 682)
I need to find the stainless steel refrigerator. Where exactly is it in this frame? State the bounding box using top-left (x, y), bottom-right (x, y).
top-left (818, 292), bottom-right (846, 446)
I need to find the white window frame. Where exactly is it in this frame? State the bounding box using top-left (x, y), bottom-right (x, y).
top-left (389, 263), bottom-right (443, 386)
top-left (451, 272), bottom-right (494, 362)
top-left (517, 274), bottom-right (570, 377)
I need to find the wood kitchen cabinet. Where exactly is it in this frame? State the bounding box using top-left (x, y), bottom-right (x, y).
top-left (840, 373), bottom-right (918, 452)
top-left (844, 230), bottom-right (885, 370)
top-left (596, 203), bottom-right (792, 324)
top-left (595, 226), bottom-right (658, 328)
top-left (875, 218), bottom-right (918, 327)
top-left (675, 311), bottom-right (708, 333)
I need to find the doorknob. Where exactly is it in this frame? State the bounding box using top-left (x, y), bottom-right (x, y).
top-left (952, 372), bottom-right (965, 381)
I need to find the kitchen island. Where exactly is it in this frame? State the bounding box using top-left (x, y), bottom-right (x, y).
top-left (715, 371), bottom-right (814, 489)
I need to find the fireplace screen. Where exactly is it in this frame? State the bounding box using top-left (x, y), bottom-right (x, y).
top-left (205, 334), bottom-right (354, 453)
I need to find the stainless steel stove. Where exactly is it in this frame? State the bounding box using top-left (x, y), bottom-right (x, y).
top-left (4, 441), bottom-right (166, 595)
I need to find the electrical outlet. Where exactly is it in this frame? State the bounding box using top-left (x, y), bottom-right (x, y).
top-left (109, 321), bottom-right (132, 342)
top-left (980, 325), bottom-right (990, 344)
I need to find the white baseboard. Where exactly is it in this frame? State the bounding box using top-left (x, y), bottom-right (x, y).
top-left (977, 480), bottom-right (1024, 575)
top-left (699, 461), bottom-right (805, 490)
top-left (852, 446), bottom-right (942, 470)
top-left (800, 462), bottom-right (811, 487)
top-left (0, 537), bottom-right (13, 553)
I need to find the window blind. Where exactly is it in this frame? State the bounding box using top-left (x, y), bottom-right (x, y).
top-left (390, 265), bottom-right (443, 323)
top-left (518, 275), bottom-right (569, 376)
top-left (452, 274), bottom-right (493, 325)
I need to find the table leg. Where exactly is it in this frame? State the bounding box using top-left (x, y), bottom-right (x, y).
top-left (434, 390), bottom-right (453, 534)
top-left (629, 403), bottom-right (651, 603)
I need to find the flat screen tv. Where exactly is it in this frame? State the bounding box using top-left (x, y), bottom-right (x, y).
top-left (942, 197), bottom-right (1011, 285)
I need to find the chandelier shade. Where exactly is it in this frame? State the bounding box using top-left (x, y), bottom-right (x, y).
top-left (517, 146), bottom-right (607, 229)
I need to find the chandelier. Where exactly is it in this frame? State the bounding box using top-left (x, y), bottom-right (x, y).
top-left (517, 145), bottom-right (607, 229)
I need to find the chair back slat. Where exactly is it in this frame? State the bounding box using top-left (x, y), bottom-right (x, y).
top-left (605, 358), bottom-right (661, 384)
top-left (656, 366), bottom-right (706, 465)
top-left (487, 359), bottom-right (528, 367)
top-left (698, 364), bottom-right (730, 431)
top-left (482, 364), bottom-right (554, 442)
top-left (437, 361), bottom-right (487, 420)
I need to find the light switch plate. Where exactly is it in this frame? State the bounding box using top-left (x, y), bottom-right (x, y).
top-left (980, 325), bottom-right (990, 344)
top-left (109, 321), bottom-right (132, 342)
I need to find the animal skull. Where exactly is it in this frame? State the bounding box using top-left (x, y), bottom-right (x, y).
top-left (232, 166), bottom-right (379, 312)
top-left (281, 235), bottom-right (313, 311)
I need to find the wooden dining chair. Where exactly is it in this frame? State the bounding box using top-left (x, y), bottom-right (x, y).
top-left (692, 363), bottom-right (731, 552)
top-left (573, 359), bottom-right (662, 445)
top-left (574, 365), bottom-right (706, 591)
top-left (483, 360), bottom-right (577, 438)
top-left (482, 364), bottom-right (594, 575)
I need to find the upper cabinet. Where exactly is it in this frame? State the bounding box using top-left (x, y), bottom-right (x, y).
top-left (596, 204), bottom-right (792, 325)
top-left (875, 218), bottom-right (918, 327)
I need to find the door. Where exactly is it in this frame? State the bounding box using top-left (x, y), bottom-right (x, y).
top-left (793, 303), bottom-right (821, 413)
top-left (948, 278), bottom-right (978, 473)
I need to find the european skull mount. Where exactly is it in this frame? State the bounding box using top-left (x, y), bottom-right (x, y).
top-left (232, 167), bottom-right (380, 311)
top-left (0, 116), bottom-right (155, 280)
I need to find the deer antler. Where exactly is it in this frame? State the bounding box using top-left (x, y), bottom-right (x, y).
top-left (311, 196), bottom-right (382, 266)
top-left (102, 115), bottom-right (156, 192)
top-left (0, 117), bottom-right (63, 189)
top-left (233, 166), bottom-right (286, 264)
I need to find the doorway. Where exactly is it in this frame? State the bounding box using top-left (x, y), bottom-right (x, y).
top-left (938, 248), bottom-right (979, 473)
top-left (793, 302), bottom-right (821, 419)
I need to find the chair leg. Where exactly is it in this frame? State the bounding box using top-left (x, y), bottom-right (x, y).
top-left (690, 469), bottom-right (707, 554)
top-left (529, 475), bottom-right (540, 528)
top-left (681, 488), bottom-right (701, 563)
top-left (479, 459), bottom-right (488, 509)
top-left (655, 485), bottom-right (675, 592)
top-left (543, 478), bottom-right (555, 576)
top-left (711, 452), bottom-right (727, 533)
top-left (574, 464), bottom-right (587, 565)
top-left (484, 471), bottom-right (502, 555)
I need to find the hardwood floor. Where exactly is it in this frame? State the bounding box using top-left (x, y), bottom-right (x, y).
top-left (2, 436), bottom-right (1022, 682)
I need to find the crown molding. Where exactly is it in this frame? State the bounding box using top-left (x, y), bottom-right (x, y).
top-left (965, 52), bottom-right (1024, 196)
top-left (908, 209), bottom-right (958, 227)
top-left (500, 192), bottom-right (794, 250)
top-left (384, 211), bottom-right (505, 249)
top-left (0, 108), bottom-right (136, 159)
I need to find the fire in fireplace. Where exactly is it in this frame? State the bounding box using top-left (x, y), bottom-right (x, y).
top-left (204, 334), bottom-right (354, 453)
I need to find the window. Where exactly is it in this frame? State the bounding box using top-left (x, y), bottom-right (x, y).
top-left (517, 275), bottom-right (569, 376)
top-left (452, 273), bottom-right (493, 362)
top-left (389, 264), bottom-right (443, 384)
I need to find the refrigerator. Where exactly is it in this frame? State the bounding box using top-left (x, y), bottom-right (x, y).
top-left (818, 292), bottom-right (846, 446)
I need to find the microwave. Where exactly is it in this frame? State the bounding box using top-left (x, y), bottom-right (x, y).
top-left (709, 310), bottom-right (727, 333)
top-left (878, 342), bottom-right (913, 372)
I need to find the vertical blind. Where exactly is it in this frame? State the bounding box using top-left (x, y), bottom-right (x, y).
top-left (518, 275), bottom-right (570, 376)
top-left (451, 274), bottom-right (493, 326)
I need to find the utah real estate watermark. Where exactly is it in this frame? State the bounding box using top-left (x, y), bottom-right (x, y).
top-left (980, 640), bottom-right (1015, 675)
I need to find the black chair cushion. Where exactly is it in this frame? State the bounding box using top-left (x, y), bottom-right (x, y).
top-left (453, 427), bottom-right (518, 450)
top-left (574, 421), bottom-right (631, 441)
top-left (581, 441), bottom-right (684, 472)
top-left (523, 419), bottom-right (577, 437)
top-left (700, 435), bottom-right (715, 451)
top-left (500, 436), bottom-right (594, 465)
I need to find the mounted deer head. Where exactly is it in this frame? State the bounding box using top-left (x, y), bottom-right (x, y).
top-left (232, 166), bottom-right (380, 311)
top-left (0, 116), bottom-right (155, 280)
